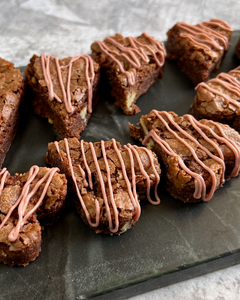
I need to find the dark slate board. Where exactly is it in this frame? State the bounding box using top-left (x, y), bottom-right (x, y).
top-left (1, 31), bottom-right (240, 300)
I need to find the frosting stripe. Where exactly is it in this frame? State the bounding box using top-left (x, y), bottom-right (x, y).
top-left (196, 66), bottom-right (240, 109)
top-left (55, 138), bottom-right (160, 232)
top-left (80, 140), bottom-right (93, 190)
top-left (142, 110), bottom-right (240, 201)
top-left (100, 140), bottom-right (119, 232)
top-left (136, 146), bottom-right (161, 204)
top-left (153, 111), bottom-right (217, 201)
top-left (177, 19), bottom-right (232, 51)
top-left (123, 145), bottom-right (141, 221)
top-left (0, 166), bottom-right (59, 242)
top-left (41, 54), bottom-right (95, 114)
top-left (143, 129), bottom-right (206, 199)
top-left (95, 33), bottom-right (166, 86)
top-left (64, 138), bottom-right (100, 227)
top-left (111, 139), bottom-right (141, 222)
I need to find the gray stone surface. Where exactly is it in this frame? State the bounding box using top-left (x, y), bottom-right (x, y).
top-left (0, 1), bottom-right (240, 299)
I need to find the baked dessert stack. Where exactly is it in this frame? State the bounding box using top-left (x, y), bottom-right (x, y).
top-left (0, 57), bottom-right (25, 167)
top-left (25, 54), bottom-right (101, 139)
top-left (190, 66), bottom-right (240, 132)
top-left (0, 166), bottom-right (67, 266)
top-left (91, 33), bottom-right (166, 115)
top-left (167, 19), bottom-right (232, 85)
top-left (46, 138), bottom-right (161, 235)
top-left (130, 110), bottom-right (240, 203)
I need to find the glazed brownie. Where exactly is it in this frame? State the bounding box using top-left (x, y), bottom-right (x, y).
top-left (0, 57), bottom-right (24, 167)
top-left (167, 19), bottom-right (232, 85)
top-left (46, 138), bottom-right (161, 235)
top-left (0, 166), bottom-right (67, 266)
top-left (25, 54), bottom-right (100, 139)
top-left (236, 36), bottom-right (240, 58)
top-left (91, 33), bottom-right (166, 115)
top-left (190, 66), bottom-right (240, 131)
top-left (129, 110), bottom-right (240, 203)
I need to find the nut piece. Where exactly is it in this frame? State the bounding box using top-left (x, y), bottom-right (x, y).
top-left (31, 76), bottom-right (37, 84)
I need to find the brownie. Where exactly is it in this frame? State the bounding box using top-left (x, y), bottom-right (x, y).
top-left (0, 57), bottom-right (24, 167)
top-left (91, 33), bottom-right (166, 115)
top-left (0, 166), bottom-right (67, 266)
top-left (46, 138), bottom-right (161, 235)
top-left (190, 66), bottom-right (240, 131)
top-left (25, 54), bottom-right (100, 139)
top-left (129, 110), bottom-right (240, 203)
top-left (167, 19), bottom-right (232, 85)
top-left (236, 36), bottom-right (240, 58)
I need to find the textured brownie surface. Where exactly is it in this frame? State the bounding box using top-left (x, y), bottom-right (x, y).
top-left (0, 167), bottom-right (67, 266)
top-left (190, 66), bottom-right (240, 131)
top-left (46, 138), bottom-right (161, 235)
top-left (129, 110), bottom-right (240, 203)
top-left (91, 33), bottom-right (166, 115)
top-left (167, 19), bottom-right (232, 85)
top-left (25, 54), bottom-right (100, 139)
top-left (0, 57), bottom-right (24, 167)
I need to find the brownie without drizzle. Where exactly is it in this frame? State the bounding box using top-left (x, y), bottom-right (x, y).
top-left (25, 54), bottom-right (100, 139)
top-left (0, 166), bottom-right (67, 266)
top-left (0, 57), bottom-right (24, 167)
top-left (46, 138), bottom-right (161, 235)
top-left (129, 110), bottom-right (240, 203)
top-left (91, 33), bottom-right (166, 115)
top-left (190, 66), bottom-right (240, 131)
top-left (167, 19), bottom-right (232, 85)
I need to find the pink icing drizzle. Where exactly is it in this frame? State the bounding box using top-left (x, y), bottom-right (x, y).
top-left (100, 140), bottom-right (119, 232)
top-left (64, 138), bottom-right (100, 227)
top-left (202, 19), bottom-right (233, 31)
top-left (186, 115), bottom-right (240, 177)
top-left (0, 168), bottom-right (9, 194)
top-left (57, 138), bottom-right (160, 233)
top-left (143, 110), bottom-right (240, 201)
top-left (95, 32), bottom-right (166, 86)
top-left (206, 121), bottom-right (240, 177)
top-left (125, 144), bottom-right (160, 205)
top-left (80, 140), bottom-right (93, 190)
top-left (195, 66), bottom-right (240, 109)
top-left (111, 139), bottom-right (141, 222)
top-left (143, 129), bottom-right (207, 200)
top-left (177, 19), bottom-right (232, 51)
top-left (41, 54), bottom-right (95, 114)
top-left (122, 145), bottom-right (139, 218)
top-left (0, 166), bottom-right (59, 242)
top-left (54, 141), bottom-right (63, 161)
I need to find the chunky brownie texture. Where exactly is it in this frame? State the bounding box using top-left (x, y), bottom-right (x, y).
top-left (0, 57), bottom-right (24, 167)
top-left (236, 36), bottom-right (240, 59)
top-left (46, 138), bottom-right (161, 235)
top-left (190, 66), bottom-right (240, 131)
top-left (0, 167), bottom-right (67, 266)
top-left (25, 54), bottom-right (100, 139)
top-left (91, 33), bottom-right (166, 115)
top-left (167, 19), bottom-right (232, 85)
top-left (129, 110), bottom-right (240, 203)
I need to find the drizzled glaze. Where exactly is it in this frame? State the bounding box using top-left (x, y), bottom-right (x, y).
top-left (177, 19), bottom-right (232, 51)
top-left (57, 138), bottom-right (160, 233)
top-left (41, 54), bottom-right (95, 114)
top-left (195, 66), bottom-right (240, 109)
top-left (142, 110), bottom-right (240, 201)
top-left (95, 32), bottom-right (166, 86)
top-left (0, 166), bottom-right (59, 242)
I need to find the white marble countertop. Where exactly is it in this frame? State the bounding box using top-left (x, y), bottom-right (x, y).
top-left (1, 0), bottom-right (240, 299)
